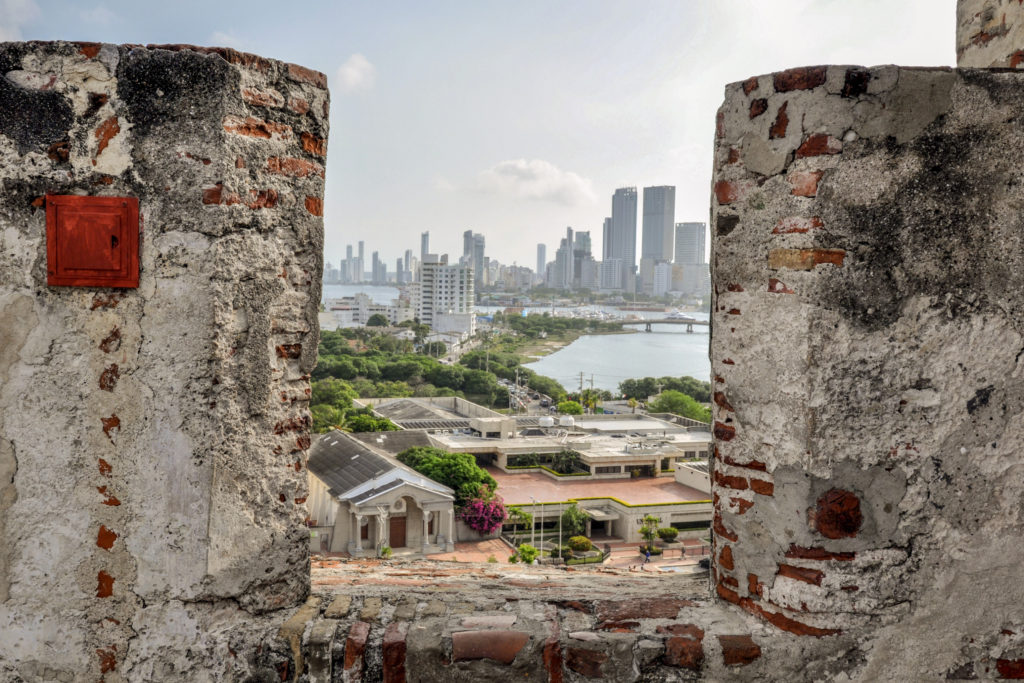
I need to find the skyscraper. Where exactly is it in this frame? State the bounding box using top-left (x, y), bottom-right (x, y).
top-left (536, 243), bottom-right (546, 283)
top-left (674, 222), bottom-right (707, 264)
top-left (606, 188), bottom-right (637, 290)
top-left (642, 186), bottom-right (675, 261)
top-left (420, 231), bottom-right (429, 262)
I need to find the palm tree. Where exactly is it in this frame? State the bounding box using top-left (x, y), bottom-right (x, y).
top-left (628, 397), bottom-right (638, 414)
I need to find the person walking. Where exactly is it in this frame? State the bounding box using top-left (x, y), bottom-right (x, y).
top-left (644, 548), bottom-right (651, 565)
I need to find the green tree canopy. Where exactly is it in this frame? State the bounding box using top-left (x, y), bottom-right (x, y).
top-left (365, 313), bottom-right (389, 327)
top-left (556, 400), bottom-right (583, 415)
top-left (396, 446), bottom-right (497, 508)
top-left (647, 390), bottom-right (711, 423)
top-left (345, 413), bottom-right (399, 432)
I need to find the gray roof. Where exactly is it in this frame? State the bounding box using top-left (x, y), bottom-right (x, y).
top-left (308, 430), bottom-right (454, 505)
top-left (350, 430), bottom-right (433, 454)
top-left (308, 431), bottom-right (395, 498)
top-left (373, 398), bottom-right (463, 422)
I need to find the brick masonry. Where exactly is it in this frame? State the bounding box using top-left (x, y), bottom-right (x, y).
top-left (0, 42), bottom-right (326, 681)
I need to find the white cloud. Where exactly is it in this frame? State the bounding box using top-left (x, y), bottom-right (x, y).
top-left (476, 159), bottom-right (597, 206)
top-left (79, 4), bottom-right (115, 25)
top-left (210, 30), bottom-right (244, 50)
top-left (336, 53), bottom-right (376, 93)
top-left (0, 0), bottom-right (39, 41)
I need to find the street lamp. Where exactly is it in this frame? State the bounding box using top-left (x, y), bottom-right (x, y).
top-left (530, 496), bottom-right (536, 547)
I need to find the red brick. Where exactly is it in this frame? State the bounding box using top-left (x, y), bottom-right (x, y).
top-left (842, 69), bottom-right (871, 98)
top-left (596, 620), bottom-right (639, 632)
top-left (543, 635), bottom-right (563, 683)
top-left (236, 156), bottom-right (246, 168)
top-left (276, 344), bottom-right (302, 359)
top-left (719, 544), bottom-right (735, 570)
top-left (997, 658), bottom-right (1024, 679)
top-left (289, 97), bottom-right (310, 114)
top-left (727, 147), bottom-right (740, 164)
top-left (98, 458), bottom-right (112, 477)
top-left (721, 455), bottom-right (766, 472)
top-left (101, 415), bottom-right (120, 440)
top-left (748, 573), bottom-right (762, 597)
top-left (305, 196), bottom-right (324, 216)
top-left (97, 485), bottom-right (121, 506)
top-left (287, 63), bottom-right (328, 88)
top-left (769, 101), bottom-right (789, 139)
top-left (718, 634), bottom-right (761, 666)
top-left (713, 392), bottom-right (734, 411)
top-left (202, 183), bottom-right (225, 205)
top-left (48, 140), bottom-right (69, 163)
top-left (716, 110), bottom-right (725, 139)
top-left (768, 278), bottom-right (794, 294)
top-left (595, 598), bottom-right (694, 622)
top-left (714, 180), bottom-right (753, 205)
top-left (301, 132), bottom-right (326, 157)
top-left (78, 42), bottom-right (101, 58)
top-left (451, 630), bottom-right (529, 664)
top-left (726, 308), bottom-right (741, 315)
top-left (566, 647), bottom-right (607, 678)
top-left (750, 479), bottom-right (774, 496)
top-left (713, 514), bottom-right (738, 542)
top-left (97, 525), bottom-right (117, 550)
top-left (657, 624), bottom-right (705, 639)
top-left (768, 248), bottom-right (845, 271)
top-left (247, 189), bottom-right (279, 210)
top-left (813, 489), bottom-right (862, 539)
top-left (713, 421), bottom-right (736, 441)
top-left (94, 116), bottom-right (119, 158)
top-left (147, 44), bottom-right (272, 72)
top-left (773, 216), bottom-right (823, 234)
top-left (774, 66), bottom-right (827, 92)
top-left (778, 563), bottom-right (824, 586)
top-left (242, 88), bottom-right (284, 108)
top-left (714, 470), bottom-right (748, 491)
top-left (382, 621), bottom-right (408, 682)
top-left (344, 622), bottom-right (370, 671)
top-left (223, 115), bottom-right (292, 140)
top-left (789, 170), bottom-right (824, 197)
top-left (266, 156), bottom-right (324, 178)
top-left (97, 645), bottom-right (117, 673)
top-left (97, 570), bottom-right (114, 597)
top-left (796, 133), bottom-right (842, 158)
top-left (731, 497), bottom-right (754, 515)
top-left (664, 637), bottom-right (704, 670)
top-left (742, 77), bottom-right (759, 95)
top-left (721, 575), bottom-right (739, 588)
top-left (785, 545), bottom-right (855, 561)
top-left (1012, 50), bottom-right (1024, 69)
top-left (722, 588), bottom-right (840, 637)
top-left (717, 581), bottom-right (741, 605)
top-left (749, 98), bottom-right (768, 119)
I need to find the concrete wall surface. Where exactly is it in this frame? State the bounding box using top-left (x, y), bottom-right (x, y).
top-left (0, 42), bottom-right (326, 681)
top-left (711, 62), bottom-right (1024, 678)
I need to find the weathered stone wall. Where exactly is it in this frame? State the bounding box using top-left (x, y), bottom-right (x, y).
top-left (711, 63), bottom-right (1024, 677)
top-left (958, 0), bottom-right (1024, 67)
top-left (0, 42), bottom-right (326, 681)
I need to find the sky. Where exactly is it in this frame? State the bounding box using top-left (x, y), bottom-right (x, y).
top-left (2, 0), bottom-right (956, 269)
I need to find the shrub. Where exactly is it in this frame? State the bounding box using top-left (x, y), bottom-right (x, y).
top-left (508, 553), bottom-right (519, 563)
top-left (458, 487), bottom-right (507, 535)
top-left (487, 554), bottom-right (498, 563)
top-left (561, 503), bottom-right (588, 537)
top-left (379, 545), bottom-right (393, 559)
top-left (567, 536), bottom-right (592, 552)
top-left (657, 527), bottom-right (679, 542)
top-left (638, 545), bottom-right (663, 556)
top-left (517, 543), bottom-right (539, 564)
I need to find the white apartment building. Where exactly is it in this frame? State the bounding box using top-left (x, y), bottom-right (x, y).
top-left (419, 255), bottom-right (476, 337)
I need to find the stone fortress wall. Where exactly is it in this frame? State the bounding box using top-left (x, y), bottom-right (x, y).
top-left (0, 42), bottom-right (326, 680)
top-left (5, 0), bottom-right (1024, 679)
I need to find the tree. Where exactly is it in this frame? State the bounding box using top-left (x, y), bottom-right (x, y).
top-left (396, 446), bottom-right (497, 508)
top-left (556, 400), bottom-right (583, 415)
top-left (311, 377), bottom-right (356, 411)
top-left (366, 313), bottom-right (389, 327)
top-left (344, 413), bottom-right (399, 432)
top-left (628, 397), bottom-right (638, 414)
top-left (311, 404), bottom-right (344, 433)
top-left (647, 390), bottom-right (711, 423)
top-left (507, 506), bottom-right (533, 543)
top-left (561, 503), bottom-right (587, 537)
top-left (639, 514), bottom-right (661, 551)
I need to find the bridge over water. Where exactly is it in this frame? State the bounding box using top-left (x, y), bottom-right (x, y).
top-left (621, 319), bottom-right (710, 333)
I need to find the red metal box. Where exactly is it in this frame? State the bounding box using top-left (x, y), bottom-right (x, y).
top-left (46, 195), bottom-right (139, 288)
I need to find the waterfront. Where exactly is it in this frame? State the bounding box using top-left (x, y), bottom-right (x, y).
top-left (523, 324), bottom-right (710, 392)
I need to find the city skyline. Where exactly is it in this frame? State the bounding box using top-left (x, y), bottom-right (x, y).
top-left (10, 1), bottom-right (955, 268)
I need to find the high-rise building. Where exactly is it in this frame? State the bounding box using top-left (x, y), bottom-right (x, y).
top-left (602, 217), bottom-right (612, 260)
top-left (572, 230), bottom-right (591, 288)
top-left (674, 222), bottom-right (707, 265)
top-left (419, 254), bottom-right (475, 336)
top-left (642, 186), bottom-right (675, 261)
top-left (606, 188), bottom-right (637, 290)
top-left (356, 241), bottom-right (365, 283)
top-left (536, 243), bottom-right (546, 282)
top-left (552, 227), bottom-right (574, 290)
top-left (420, 231), bottom-right (429, 262)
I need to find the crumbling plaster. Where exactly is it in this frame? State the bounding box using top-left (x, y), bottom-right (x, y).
top-left (0, 41), bottom-right (326, 681)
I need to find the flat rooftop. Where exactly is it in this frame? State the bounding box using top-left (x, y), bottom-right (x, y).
top-left (487, 467), bottom-right (709, 505)
top-left (431, 430), bottom-right (711, 460)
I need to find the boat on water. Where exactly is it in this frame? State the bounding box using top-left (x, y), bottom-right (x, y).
top-left (616, 305), bottom-right (667, 312)
top-left (666, 311), bottom-right (696, 322)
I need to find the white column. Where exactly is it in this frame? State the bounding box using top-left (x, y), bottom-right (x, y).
top-left (354, 514), bottom-right (363, 552)
top-left (378, 510), bottom-right (389, 550)
top-left (422, 510), bottom-right (431, 553)
top-left (446, 509), bottom-right (455, 551)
